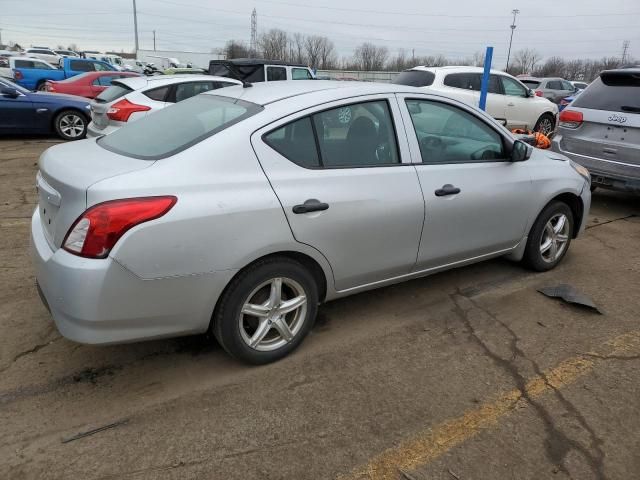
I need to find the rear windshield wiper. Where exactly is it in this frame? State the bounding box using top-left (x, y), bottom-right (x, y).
top-left (621, 105), bottom-right (640, 113)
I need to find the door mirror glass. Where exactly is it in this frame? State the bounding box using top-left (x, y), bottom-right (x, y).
top-left (511, 139), bottom-right (532, 162)
top-left (0, 87), bottom-right (19, 98)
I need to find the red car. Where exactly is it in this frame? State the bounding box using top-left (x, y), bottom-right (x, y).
top-left (44, 71), bottom-right (141, 99)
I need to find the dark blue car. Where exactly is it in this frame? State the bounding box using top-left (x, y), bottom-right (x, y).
top-left (0, 77), bottom-right (90, 140)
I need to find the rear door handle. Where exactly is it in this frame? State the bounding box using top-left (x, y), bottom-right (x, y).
top-left (293, 199), bottom-right (329, 214)
top-left (434, 184), bottom-right (461, 197)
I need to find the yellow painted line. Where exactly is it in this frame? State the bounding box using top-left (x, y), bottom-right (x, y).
top-left (339, 331), bottom-right (640, 480)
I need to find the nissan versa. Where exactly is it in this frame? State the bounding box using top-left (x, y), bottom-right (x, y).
top-left (31, 81), bottom-right (591, 364)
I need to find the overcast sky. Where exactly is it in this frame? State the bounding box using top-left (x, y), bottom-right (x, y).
top-left (1, 0), bottom-right (638, 66)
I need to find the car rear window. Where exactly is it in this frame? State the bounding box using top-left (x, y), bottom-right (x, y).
top-left (98, 95), bottom-right (263, 160)
top-left (572, 72), bottom-right (640, 113)
top-left (393, 70), bottom-right (435, 87)
top-left (58, 72), bottom-right (92, 83)
top-left (95, 82), bottom-right (134, 103)
top-left (521, 80), bottom-right (540, 89)
top-left (443, 73), bottom-right (481, 90)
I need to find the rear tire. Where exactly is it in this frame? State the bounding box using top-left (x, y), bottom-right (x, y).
top-left (533, 113), bottom-right (556, 136)
top-left (522, 201), bottom-right (574, 272)
top-left (36, 81), bottom-right (47, 92)
top-left (212, 257), bottom-right (318, 364)
top-left (53, 110), bottom-right (88, 141)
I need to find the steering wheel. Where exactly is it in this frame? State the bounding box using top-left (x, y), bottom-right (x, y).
top-left (375, 142), bottom-right (392, 163)
top-left (420, 135), bottom-right (446, 161)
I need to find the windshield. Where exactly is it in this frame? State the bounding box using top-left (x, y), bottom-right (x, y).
top-left (0, 77), bottom-right (29, 94)
top-left (98, 95), bottom-right (263, 159)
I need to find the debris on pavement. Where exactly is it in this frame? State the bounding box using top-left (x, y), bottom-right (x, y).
top-left (61, 419), bottom-right (129, 444)
top-left (537, 284), bottom-right (602, 314)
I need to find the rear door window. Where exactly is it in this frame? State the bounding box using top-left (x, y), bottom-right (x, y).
top-left (267, 66), bottom-right (287, 81)
top-left (70, 60), bottom-right (95, 72)
top-left (14, 60), bottom-right (35, 69)
top-left (488, 75), bottom-right (502, 94)
top-left (393, 70), bottom-right (435, 87)
top-left (547, 80), bottom-right (563, 90)
top-left (264, 117), bottom-right (320, 168)
top-left (444, 73), bottom-right (481, 91)
top-left (173, 81), bottom-right (215, 102)
top-left (144, 86), bottom-right (169, 102)
top-left (572, 73), bottom-right (640, 113)
top-left (98, 95), bottom-right (263, 159)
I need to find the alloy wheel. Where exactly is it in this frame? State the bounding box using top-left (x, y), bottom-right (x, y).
top-left (59, 114), bottom-right (85, 138)
top-left (538, 118), bottom-right (554, 136)
top-left (540, 213), bottom-right (570, 263)
top-left (238, 277), bottom-right (307, 352)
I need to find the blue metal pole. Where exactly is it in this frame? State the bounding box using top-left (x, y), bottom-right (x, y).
top-left (478, 46), bottom-right (494, 111)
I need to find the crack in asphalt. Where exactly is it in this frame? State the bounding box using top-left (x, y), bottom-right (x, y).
top-left (586, 215), bottom-right (636, 230)
top-left (583, 353), bottom-right (640, 361)
top-left (449, 290), bottom-right (608, 480)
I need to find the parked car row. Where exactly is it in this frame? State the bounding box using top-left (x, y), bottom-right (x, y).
top-left (393, 66), bottom-right (559, 135)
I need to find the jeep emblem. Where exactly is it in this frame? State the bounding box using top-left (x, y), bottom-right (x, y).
top-left (608, 114), bottom-right (627, 124)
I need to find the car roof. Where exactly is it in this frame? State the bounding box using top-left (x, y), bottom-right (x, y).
top-left (11, 56), bottom-right (54, 62)
top-left (113, 74), bottom-right (242, 91)
top-left (205, 80), bottom-right (427, 106)
top-left (409, 65), bottom-right (512, 76)
top-left (214, 58), bottom-right (309, 68)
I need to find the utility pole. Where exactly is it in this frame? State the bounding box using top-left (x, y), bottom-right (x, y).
top-left (621, 40), bottom-right (630, 64)
top-left (153, 30), bottom-right (156, 51)
top-left (132, 0), bottom-right (139, 55)
top-left (250, 8), bottom-right (257, 58)
top-left (505, 9), bottom-right (520, 71)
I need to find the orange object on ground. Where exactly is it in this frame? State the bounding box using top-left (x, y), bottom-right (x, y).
top-left (511, 129), bottom-right (551, 149)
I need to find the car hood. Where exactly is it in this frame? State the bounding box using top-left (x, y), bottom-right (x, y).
top-left (30, 91), bottom-right (90, 105)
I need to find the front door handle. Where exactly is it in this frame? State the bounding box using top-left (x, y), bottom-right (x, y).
top-left (293, 199), bottom-right (329, 214)
top-left (434, 184), bottom-right (461, 197)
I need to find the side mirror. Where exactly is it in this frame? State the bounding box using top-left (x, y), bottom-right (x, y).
top-left (511, 139), bottom-right (532, 162)
top-left (0, 87), bottom-right (19, 98)
top-left (527, 88), bottom-right (535, 98)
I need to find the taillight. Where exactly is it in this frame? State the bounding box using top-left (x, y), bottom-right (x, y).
top-left (63, 196), bottom-right (177, 259)
top-left (559, 110), bottom-right (584, 129)
top-left (106, 98), bottom-right (151, 122)
top-left (14, 70), bottom-right (23, 80)
top-left (535, 90), bottom-right (543, 97)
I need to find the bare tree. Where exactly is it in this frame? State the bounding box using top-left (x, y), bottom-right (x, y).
top-left (292, 33), bottom-right (307, 64)
top-left (512, 48), bottom-right (542, 75)
top-left (472, 51), bottom-right (485, 67)
top-left (224, 40), bottom-right (249, 60)
top-left (353, 42), bottom-right (388, 71)
top-left (318, 37), bottom-right (336, 69)
top-left (304, 35), bottom-right (325, 68)
top-left (258, 29), bottom-right (289, 60)
top-left (536, 56), bottom-right (566, 77)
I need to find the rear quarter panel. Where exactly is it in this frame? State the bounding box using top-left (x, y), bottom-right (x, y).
top-left (88, 125), bottom-right (330, 282)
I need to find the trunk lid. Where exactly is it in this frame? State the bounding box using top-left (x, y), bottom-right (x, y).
top-left (37, 139), bottom-right (154, 249)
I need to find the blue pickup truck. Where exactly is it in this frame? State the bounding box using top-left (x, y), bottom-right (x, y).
top-left (12, 57), bottom-right (116, 91)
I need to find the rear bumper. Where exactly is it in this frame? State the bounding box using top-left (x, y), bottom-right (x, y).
top-left (552, 136), bottom-right (640, 193)
top-left (30, 208), bottom-right (236, 345)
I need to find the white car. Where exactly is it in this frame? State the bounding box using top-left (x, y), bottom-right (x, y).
top-left (394, 66), bottom-right (559, 135)
top-left (87, 74), bottom-right (242, 137)
top-left (25, 48), bottom-right (63, 67)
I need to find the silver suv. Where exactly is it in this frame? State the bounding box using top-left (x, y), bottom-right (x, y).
top-left (552, 68), bottom-right (640, 193)
top-left (520, 77), bottom-right (577, 104)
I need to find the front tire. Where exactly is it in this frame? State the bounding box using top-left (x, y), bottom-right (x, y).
top-left (533, 113), bottom-right (556, 136)
top-left (54, 110), bottom-right (88, 141)
top-left (212, 257), bottom-right (319, 364)
top-left (522, 201), bottom-right (574, 272)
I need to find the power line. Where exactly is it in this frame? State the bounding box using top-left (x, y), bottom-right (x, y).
top-left (621, 40), bottom-right (630, 63)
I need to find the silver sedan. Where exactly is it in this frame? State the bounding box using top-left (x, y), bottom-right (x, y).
top-left (31, 81), bottom-right (591, 364)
